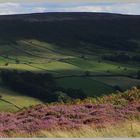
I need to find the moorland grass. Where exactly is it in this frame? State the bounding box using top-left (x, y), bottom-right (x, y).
top-left (1, 121), bottom-right (140, 138)
top-left (38, 122), bottom-right (140, 138)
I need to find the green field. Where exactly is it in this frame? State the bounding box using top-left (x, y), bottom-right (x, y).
top-left (0, 39), bottom-right (140, 112)
top-left (63, 58), bottom-right (138, 75)
top-left (93, 76), bottom-right (140, 90)
top-left (0, 87), bottom-right (42, 112)
top-left (56, 77), bottom-right (114, 97)
top-left (0, 40), bottom-right (138, 75)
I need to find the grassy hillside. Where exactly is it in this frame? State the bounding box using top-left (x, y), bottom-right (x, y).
top-left (0, 87), bottom-right (42, 112)
top-left (56, 77), bottom-right (114, 97)
top-left (0, 39), bottom-right (139, 102)
top-left (0, 12), bottom-right (139, 105)
top-left (93, 77), bottom-right (140, 90)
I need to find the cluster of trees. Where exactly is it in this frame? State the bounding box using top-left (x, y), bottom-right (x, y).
top-left (102, 53), bottom-right (140, 62)
top-left (0, 70), bottom-right (86, 102)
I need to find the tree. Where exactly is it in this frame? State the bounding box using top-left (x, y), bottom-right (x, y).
top-left (124, 68), bottom-right (127, 71)
top-left (113, 85), bottom-right (123, 92)
top-left (66, 88), bottom-right (87, 99)
top-left (106, 70), bottom-right (110, 73)
top-left (5, 63), bottom-right (9, 66)
top-left (85, 71), bottom-right (90, 76)
top-left (81, 55), bottom-right (86, 59)
top-left (55, 91), bottom-right (71, 103)
top-left (15, 59), bottom-right (20, 64)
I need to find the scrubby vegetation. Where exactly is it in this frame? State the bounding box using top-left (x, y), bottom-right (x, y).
top-left (0, 87), bottom-right (139, 137)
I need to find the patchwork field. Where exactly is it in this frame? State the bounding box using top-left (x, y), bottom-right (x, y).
top-left (93, 77), bottom-right (140, 90)
top-left (56, 77), bottom-right (114, 97)
top-left (0, 39), bottom-right (140, 112)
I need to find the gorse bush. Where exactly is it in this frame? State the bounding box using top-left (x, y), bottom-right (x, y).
top-left (97, 87), bottom-right (140, 105)
top-left (121, 87), bottom-right (140, 102)
top-left (69, 87), bottom-right (140, 106)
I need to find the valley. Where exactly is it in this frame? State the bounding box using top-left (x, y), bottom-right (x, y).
top-left (0, 12), bottom-right (139, 137)
top-left (0, 13), bottom-right (140, 111)
top-left (0, 38), bottom-right (140, 111)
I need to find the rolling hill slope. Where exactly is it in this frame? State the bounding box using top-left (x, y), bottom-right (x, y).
top-left (0, 12), bottom-right (140, 50)
top-left (0, 12), bottom-right (140, 109)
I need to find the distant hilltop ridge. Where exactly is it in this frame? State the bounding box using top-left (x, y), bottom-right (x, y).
top-left (0, 12), bottom-right (140, 22)
top-left (0, 12), bottom-right (140, 51)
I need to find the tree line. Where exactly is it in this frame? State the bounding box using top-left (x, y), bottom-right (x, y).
top-left (0, 70), bottom-right (86, 103)
top-left (102, 53), bottom-right (140, 62)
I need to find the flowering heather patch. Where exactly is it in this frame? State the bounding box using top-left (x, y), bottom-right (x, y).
top-left (0, 102), bottom-right (139, 134)
top-left (0, 87), bottom-right (139, 136)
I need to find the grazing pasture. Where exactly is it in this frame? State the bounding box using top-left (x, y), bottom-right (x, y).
top-left (0, 87), bottom-right (42, 112)
top-left (56, 77), bottom-right (114, 97)
top-left (0, 39), bottom-right (140, 104)
top-left (93, 77), bottom-right (140, 90)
